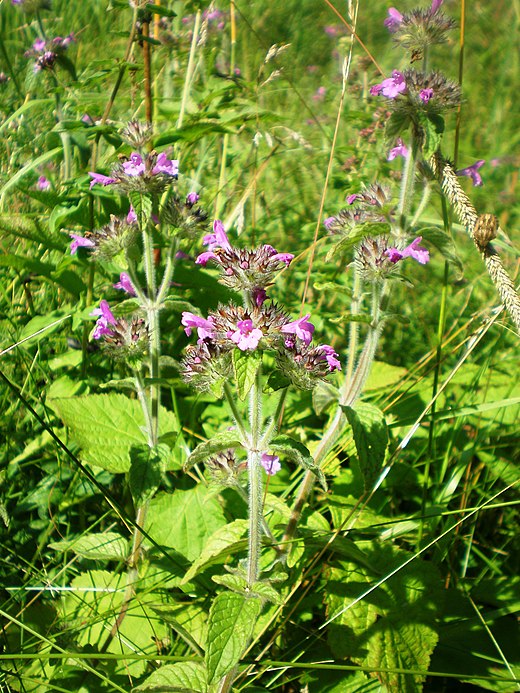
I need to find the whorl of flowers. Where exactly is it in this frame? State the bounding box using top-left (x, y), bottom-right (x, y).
top-left (89, 150), bottom-right (178, 194)
top-left (181, 222), bottom-right (341, 392)
top-left (69, 213), bottom-right (138, 261)
top-left (90, 300), bottom-right (148, 367)
top-left (370, 69), bottom-right (461, 114)
top-left (384, 0), bottom-right (456, 55)
top-left (324, 183), bottom-right (393, 235)
top-left (25, 35), bottom-right (74, 72)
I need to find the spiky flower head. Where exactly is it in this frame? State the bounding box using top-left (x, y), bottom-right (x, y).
top-left (161, 192), bottom-right (209, 239)
top-left (196, 220), bottom-right (294, 295)
top-left (324, 182), bottom-right (393, 236)
top-left (89, 150), bottom-right (178, 195)
top-left (206, 449), bottom-right (247, 486)
top-left (70, 214), bottom-right (138, 261)
top-left (121, 121), bottom-right (153, 150)
top-left (90, 300), bottom-right (148, 368)
top-left (389, 1), bottom-right (456, 57)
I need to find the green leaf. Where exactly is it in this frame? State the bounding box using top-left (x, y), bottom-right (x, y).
top-left (325, 543), bottom-right (442, 692)
top-left (129, 444), bottom-right (168, 507)
top-left (184, 430), bottom-right (242, 471)
top-left (232, 348), bottom-right (262, 400)
top-left (206, 591), bottom-right (262, 684)
top-left (325, 223), bottom-right (390, 261)
top-left (128, 191), bottom-right (153, 226)
top-left (49, 532), bottom-right (127, 561)
top-left (417, 111), bottom-right (444, 160)
top-left (17, 310), bottom-right (71, 347)
top-left (419, 226), bottom-right (464, 274)
top-left (48, 393), bottom-right (178, 473)
top-left (182, 519), bottom-right (248, 583)
top-left (270, 434), bottom-right (327, 491)
top-left (132, 662), bottom-right (206, 692)
top-left (145, 486), bottom-right (227, 562)
top-left (342, 402), bottom-right (388, 492)
top-left (0, 147), bottom-right (62, 207)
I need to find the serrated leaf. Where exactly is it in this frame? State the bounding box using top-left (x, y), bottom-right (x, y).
top-left (182, 519), bottom-right (248, 583)
top-left (145, 486), bottom-right (227, 562)
top-left (129, 444), bottom-right (168, 507)
top-left (49, 532), bottom-right (127, 561)
top-left (184, 431), bottom-right (242, 471)
top-left (232, 348), bottom-right (261, 400)
top-left (132, 662), bottom-right (206, 692)
top-left (150, 603), bottom-right (207, 653)
top-left (385, 111), bottom-right (411, 142)
top-left (417, 111), bottom-right (444, 161)
top-left (128, 191), bottom-right (153, 226)
top-left (206, 592), bottom-right (262, 684)
top-left (270, 434), bottom-right (327, 490)
top-left (325, 543), bottom-right (442, 692)
top-left (342, 402), bottom-right (388, 492)
top-left (48, 393), bottom-right (178, 473)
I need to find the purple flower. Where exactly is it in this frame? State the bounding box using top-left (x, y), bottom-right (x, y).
top-left (181, 312), bottom-right (215, 340)
top-left (386, 236), bottom-right (430, 265)
top-left (324, 216), bottom-right (336, 229)
top-left (420, 88), bottom-right (433, 103)
top-left (261, 453), bottom-right (281, 476)
top-left (69, 233), bottom-right (95, 255)
top-left (37, 175), bottom-right (50, 190)
top-left (113, 272), bottom-right (136, 296)
top-left (229, 319), bottom-right (263, 351)
top-left (384, 7), bottom-right (403, 32)
top-left (324, 25), bottom-right (341, 37)
top-left (91, 300), bottom-right (117, 339)
top-left (370, 71), bottom-right (406, 99)
top-left (122, 153), bottom-right (146, 177)
top-left (126, 205), bottom-right (137, 224)
top-left (316, 344), bottom-right (341, 371)
top-left (430, 0), bottom-right (443, 13)
top-left (186, 191), bottom-right (200, 206)
top-left (455, 159), bottom-right (485, 187)
top-left (252, 288), bottom-right (267, 307)
top-left (89, 172), bottom-right (116, 189)
top-left (197, 219), bottom-right (232, 265)
top-left (33, 38), bottom-right (46, 52)
top-left (281, 314), bottom-right (315, 346)
top-left (387, 138), bottom-right (409, 161)
top-left (346, 194), bottom-right (360, 205)
top-left (152, 152), bottom-right (178, 177)
top-left (264, 246), bottom-right (294, 266)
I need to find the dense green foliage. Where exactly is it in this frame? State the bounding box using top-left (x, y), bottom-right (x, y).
top-left (0, 0), bottom-right (518, 691)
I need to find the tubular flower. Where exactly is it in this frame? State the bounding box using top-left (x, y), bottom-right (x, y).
top-left (385, 236), bottom-right (430, 265)
top-left (113, 272), bottom-right (136, 295)
top-left (370, 70), bottom-right (406, 99)
top-left (261, 454), bottom-right (281, 476)
top-left (387, 138), bottom-right (409, 161)
top-left (91, 300), bottom-right (118, 339)
top-left (456, 160), bottom-right (485, 187)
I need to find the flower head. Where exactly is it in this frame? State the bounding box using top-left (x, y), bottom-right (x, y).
top-left (384, 8), bottom-right (403, 33)
top-left (89, 150), bottom-right (178, 194)
top-left (37, 175), bottom-right (51, 190)
top-left (181, 312), bottom-right (215, 341)
top-left (229, 319), bottom-right (263, 351)
top-left (456, 159), bottom-right (485, 187)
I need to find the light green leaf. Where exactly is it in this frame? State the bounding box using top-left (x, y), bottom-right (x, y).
top-left (342, 402), bottom-right (388, 491)
top-left (48, 394), bottom-right (178, 473)
top-left (129, 444), bottom-right (168, 507)
top-left (184, 430), bottom-right (242, 471)
top-left (0, 147), bottom-right (62, 207)
top-left (206, 591), bottom-right (262, 684)
top-left (325, 543), bottom-right (442, 692)
top-left (312, 381), bottom-right (340, 416)
top-left (145, 486), bottom-right (227, 562)
top-left (325, 223), bottom-right (390, 262)
top-left (128, 191), bottom-right (153, 227)
top-left (149, 604), bottom-right (206, 656)
top-left (132, 662), bottom-right (207, 692)
top-left (232, 348), bottom-right (262, 400)
top-left (270, 434), bottom-right (327, 490)
top-left (182, 519), bottom-right (248, 583)
top-left (418, 112), bottom-right (445, 160)
top-left (49, 532), bottom-right (127, 561)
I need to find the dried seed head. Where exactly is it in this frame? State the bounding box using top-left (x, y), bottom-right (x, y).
top-left (473, 214), bottom-right (498, 250)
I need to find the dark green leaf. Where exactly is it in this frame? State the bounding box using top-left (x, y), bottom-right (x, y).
top-left (184, 431), bottom-right (242, 471)
top-left (270, 434), bottom-right (327, 490)
top-left (342, 402), bottom-right (388, 491)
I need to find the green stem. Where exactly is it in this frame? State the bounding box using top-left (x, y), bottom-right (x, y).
top-left (259, 387), bottom-right (288, 448)
top-left (247, 367), bottom-right (263, 587)
top-left (223, 383), bottom-right (250, 444)
top-left (156, 237), bottom-right (179, 304)
top-left (397, 132), bottom-right (418, 219)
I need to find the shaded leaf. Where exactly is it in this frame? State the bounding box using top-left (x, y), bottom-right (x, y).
top-left (132, 662), bottom-right (206, 692)
top-left (342, 402), bottom-right (388, 492)
top-left (184, 430), bottom-right (242, 471)
top-left (49, 532), bottom-right (127, 561)
top-left (270, 434), bottom-right (327, 490)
